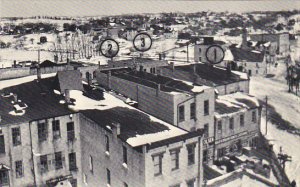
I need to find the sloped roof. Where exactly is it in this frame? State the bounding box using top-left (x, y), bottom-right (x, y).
top-left (230, 47), bottom-right (265, 63)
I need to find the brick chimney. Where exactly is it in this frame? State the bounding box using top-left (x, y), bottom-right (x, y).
top-left (112, 122), bottom-right (121, 137)
top-left (156, 84), bottom-right (161, 96)
top-left (65, 89), bottom-right (70, 103)
top-left (241, 28), bottom-right (248, 50)
top-left (107, 71), bottom-right (112, 89)
top-left (37, 64), bottom-right (41, 81)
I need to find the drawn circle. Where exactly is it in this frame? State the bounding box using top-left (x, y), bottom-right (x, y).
top-left (133, 33), bottom-right (152, 52)
top-left (205, 45), bottom-right (225, 64)
top-left (100, 39), bottom-right (119, 58)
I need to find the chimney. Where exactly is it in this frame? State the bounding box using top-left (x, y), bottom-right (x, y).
top-left (37, 64), bottom-right (41, 81)
top-left (156, 84), bottom-right (161, 96)
top-left (193, 63), bottom-right (197, 74)
top-left (112, 122), bottom-right (121, 137)
top-left (241, 28), bottom-right (248, 50)
top-left (98, 61), bottom-right (101, 69)
top-left (226, 63), bottom-right (232, 75)
top-left (13, 60), bottom-right (17, 68)
top-left (170, 61), bottom-right (175, 71)
top-left (107, 71), bottom-right (111, 89)
top-left (13, 94), bottom-right (18, 103)
top-left (65, 89), bottom-right (70, 103)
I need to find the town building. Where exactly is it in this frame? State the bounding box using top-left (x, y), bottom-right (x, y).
top-left (250, 32), bottom-right (290, 57)
top-left (0, 70), bottom-right (204, 187)
top-left (156, 63), bottom-right (250, 95)
top-left (194, 36), bottom-right (226, 64)
top-left (95, 68), bottom-right (216, 164)
top-left (214, 92), bottom-right (261, 161)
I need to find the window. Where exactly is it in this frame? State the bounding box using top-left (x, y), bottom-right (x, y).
top-left (124, 182), bottom-right (128, 187)
top-left (240, 114), bottom-right (245, 127)
top-left (204, 124), bottom-right (209, 138)
top-left (153, 154), bottom-right (163, 176)
top-left (187, 179), bottom-right (195, 187)
top-left (204, 100), bottom-right (209, 115)
top-left (15, 160), bottom-right (23, 178)
top-left (55, 152), bottom-right (63, 170)
top-left (252, 111), bottom-right (257, 123)
top-left (106, 169), bottom-right (111, 185)
top-left (83, 173), bottom-right (88, 184)
top-left (217, 148), bottom-right (226, 158)
top-left (69, 152), bottom-right (77, 171)
top-left (12, 127), bottom-right (21, 146)
top-left (52, 120), bottom-right (60, 139)
top-left (199, 57), bottom-right (202, 62)
top-left (89, 155), bottom-right (93, 172)
top-left (190, 103), bottom-right (196, 119)
top-left (203, 150), bottom-right (208, 162)
top-left (0, 135), bottom-right (5, 153)
top-left (0, 136), bottom-right (5, 154)
top-left (105, 135), bottom-right (109, 152)
top-left (179, 105), bottom-right (185, 122)
top-left (123, 146), bottom-right (127, 164)
top-left (67, 122), bottom-right (75, 141)
top-left (0, 170), bottom-right (9, 186)
top-left (217, 121), bottom-right (222, 134)
top-left (229, 118), bottom-right (234, 130)
top-left (170, 149), bottom-right (180, 170)
top-left (40, 155), bottom-right (48, 173)
top-left (187, 144), bottom-right (196, 165)
top-left (38, 122), bottom-right (48, 142)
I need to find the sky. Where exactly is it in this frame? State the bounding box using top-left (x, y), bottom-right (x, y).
top-left (0, 0), bottom-right (299, 17)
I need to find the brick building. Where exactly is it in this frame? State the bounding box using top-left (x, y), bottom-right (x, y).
top-left (0, 70), bottom-right (205, 187)
top-left (214, 92), bottom-right (261, 160)
top-left (95, 68), bottom-right (216, 164)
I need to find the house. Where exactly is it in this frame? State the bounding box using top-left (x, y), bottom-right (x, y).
top-left (164, 28), bottom-right (178, 39)
top-left (125, 27), bottom-right (138, 41)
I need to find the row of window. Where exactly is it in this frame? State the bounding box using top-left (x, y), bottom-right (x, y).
top-left (39, 152), bottom-right (77, 174)
top-left (152, 144), bottom-right (196, 176)
top-left (83, 168), bottom-right (128, 187)
top-left (104, 135), bottom-right (128, 165)
top-left (178, 100), bottom-right (209, 122)
top-left (38, 120), bottom-right (75, 142)
top-left (217, 111), bottom-right (257, 133)
top-left (0, 120), bottom-right (76, 154)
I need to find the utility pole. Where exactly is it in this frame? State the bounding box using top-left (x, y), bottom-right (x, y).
top-left (265, 96), bottom-right (268, 135)
top-left (186, 42), bottom-right (189, 63)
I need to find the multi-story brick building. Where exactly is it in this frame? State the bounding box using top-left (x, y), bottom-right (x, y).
top-left (214, 92), bottom-right (261, 160)
top-left (96, 68), bottom-right (220, 165)
top-left (0, 70), bottom-right (205, 187)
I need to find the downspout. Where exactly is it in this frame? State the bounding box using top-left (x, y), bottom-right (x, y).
top-left (197, 134), bottom-right (203, 187)
top-left (29, 121), bottom-right (37, 186)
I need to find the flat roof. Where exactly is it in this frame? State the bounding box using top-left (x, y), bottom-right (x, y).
top-left (215, 92), bottom-right (260, 118)
top-left (68, 89), bottom-right (188, 147)
top-left (160, 63), bottom-right (248, 87)
top-left (101, 68), bottom-right (210, 94)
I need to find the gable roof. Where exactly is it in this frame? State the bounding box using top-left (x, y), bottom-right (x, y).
top-left (230, 47), bottom-right (265, 63)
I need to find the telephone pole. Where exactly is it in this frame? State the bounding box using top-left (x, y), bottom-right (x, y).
top-left (265, 96), bottom-right (268, 135)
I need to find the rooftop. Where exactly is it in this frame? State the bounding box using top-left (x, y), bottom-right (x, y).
top-left (230, 46), bottom-right (265, 63)
top-left (0, 77), bottom-right (73, 126)
top-left (0, 73), bottom-right (189, 148)
top-left (215, 92), bottom-right (260, 118)
top-left (160, 63), bottom-right (248, 87)
top-left (101, 68), bottom-right (210, 94)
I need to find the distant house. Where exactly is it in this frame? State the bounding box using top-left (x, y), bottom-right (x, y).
top-left (125, 27), bottom-right (138, 41)
top-left (163, 28), bottom-right (178, 39)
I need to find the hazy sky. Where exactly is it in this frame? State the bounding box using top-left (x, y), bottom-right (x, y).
top-left (1, 0), bottom-right (299, 17)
